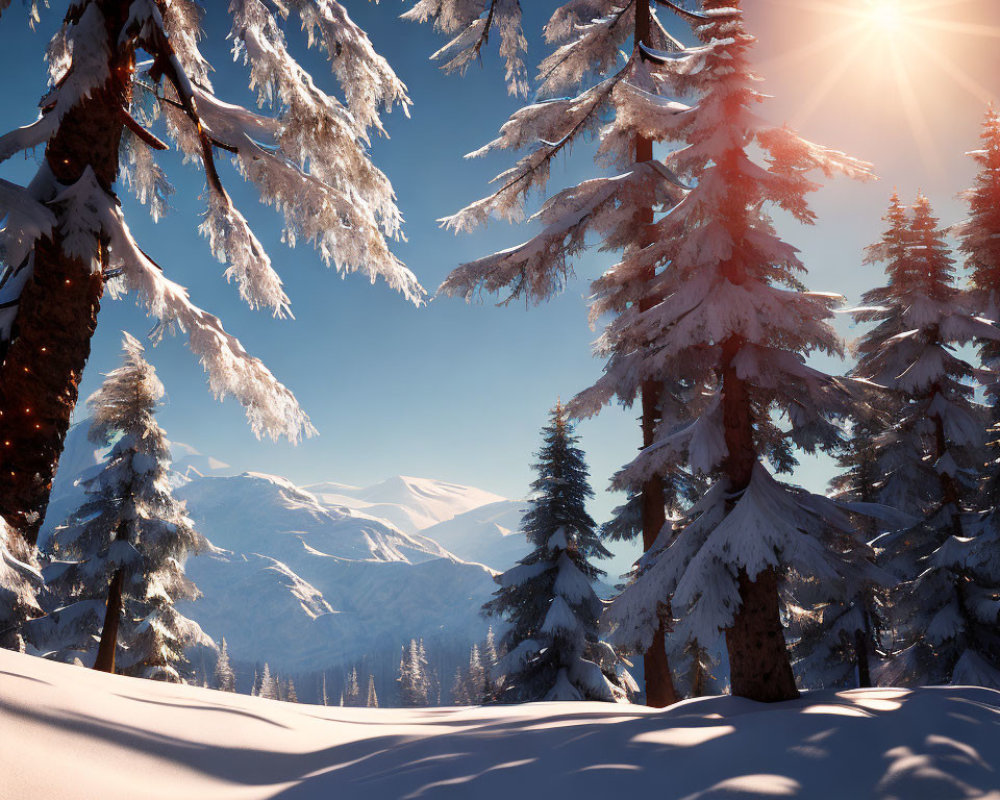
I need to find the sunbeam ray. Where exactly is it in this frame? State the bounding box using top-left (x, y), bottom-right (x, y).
top-left (791, 32), bottom-right (875, 128)
top-left (920, 40), bottom-right (998, 106)
top-left (888, 39), bottom-right (942, 176)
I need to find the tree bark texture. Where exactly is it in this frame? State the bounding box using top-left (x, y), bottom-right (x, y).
top-left (93, 567), bottom-right (124, 674)
top-left (0, 1), bottom-right (134, 544)
top-left (720, 336), bottom-right (799, 702)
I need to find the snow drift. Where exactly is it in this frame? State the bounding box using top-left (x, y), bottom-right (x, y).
top-left (3, 648), bottom-right (1000, 799)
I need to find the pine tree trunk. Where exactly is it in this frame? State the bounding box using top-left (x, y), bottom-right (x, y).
top-left (720, 335), bottom-right (798, 702)
top-left (639, 435), bottom-right (678, 707)
top-left (633, 0), bottom-right (678, 710)
top-left (855, 626), bottom-right (872, 688)
top-left (0, 1), bottom-right (134, 545)
top-left (93, 567), bottom-right (124, 674)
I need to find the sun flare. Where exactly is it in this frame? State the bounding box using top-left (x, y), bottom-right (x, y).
top-left (767, 0), bottom-right (1000, 170)
top-left (867, 0), bottom-right (905, 32)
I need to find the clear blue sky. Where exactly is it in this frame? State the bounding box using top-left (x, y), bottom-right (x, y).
top-left (0, 1), bottom-right (997, 574)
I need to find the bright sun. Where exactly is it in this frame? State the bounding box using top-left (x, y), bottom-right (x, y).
top-left (867, 0), bottom-right (905, 32)
top-left (767, 0), bottom-right (1000, 171)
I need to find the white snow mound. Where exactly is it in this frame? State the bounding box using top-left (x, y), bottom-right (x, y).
top-left (3, 648), bottom-right (1000, 800)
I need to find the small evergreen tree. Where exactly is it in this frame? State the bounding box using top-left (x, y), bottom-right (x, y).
top-left (286, 678), bottom-right (298, 703)
top-left (365, 675), bottom-right (378, 708)
top-left (344, 666), bottom-right (362, 707)
top-left (482, 626), bottom-right (500, 701)
top-left (485, 403), bottom-right (632, 702)
top-left (258, 663), bottom-right (277, 700)
top-left (465, 644), bottom-right (486, 703)
top-left (398, 639), bottom-right (431, 707)
top-left (321, 672), bottom-right (329, 706)
top-left (450, 666), bottom-right (470, 706)
top-left (38, 333), bottom-right (208, 680)
top-left (214, 638), bottom-right (236, 692)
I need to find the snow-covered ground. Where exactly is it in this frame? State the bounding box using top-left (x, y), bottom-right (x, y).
top-left (4, 648), bottom-right (1000, 800)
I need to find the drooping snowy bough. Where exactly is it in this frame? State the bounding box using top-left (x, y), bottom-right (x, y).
top-left (402, 0), bottom-right (528, 97)
top-left (0, 0), bottom-right (423, 544)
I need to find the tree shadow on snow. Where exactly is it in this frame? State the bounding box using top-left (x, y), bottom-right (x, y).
top-left (5, 686), bottom-right (1000, 799)
top-left (271, 688), bottom-right (1000, 800)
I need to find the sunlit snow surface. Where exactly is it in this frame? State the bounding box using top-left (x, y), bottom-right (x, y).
top-left (3, 650), bottom-right (1000, 799)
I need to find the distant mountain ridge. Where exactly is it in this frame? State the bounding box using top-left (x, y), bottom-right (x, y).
top-left (43, 422), bottom-right (530, 676)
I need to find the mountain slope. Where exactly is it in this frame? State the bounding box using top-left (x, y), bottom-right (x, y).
top-left (418, 500), bottom-right (528, 571)
top-left (306, 475), bottom-right (507, 534)
top-left (43, 427), bottom-right (508, 676)
top-left (4, 647), bottom-right (999, 800)
top-left (173, 472), bottom-right (499, 673)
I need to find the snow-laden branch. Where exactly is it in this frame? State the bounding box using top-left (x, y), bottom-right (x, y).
top-left (186, 88), bottom-right (425, 305)
top-left (605, 464), bottom-right (866, 652)
top-left (127, 0), bottom-right (426, 309)
top-left (55, 166), bottom-right (313, 443)
top-left (403, 0), bottom-right (528, 97)
top-left (443, 72), bottom-right (626, 232)
top-left (440, 161), bottom-right (685, 303)
top-left (283, 0), bottom-right (411, 131)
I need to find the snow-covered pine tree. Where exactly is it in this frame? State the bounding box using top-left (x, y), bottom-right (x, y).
top-left (38, 333), bottom-right (209, 680)
top-left (0, 0), bottom-right (424, 545)
top-left (864, 194), bottom-right (1000, 686)
top-left (956, 109), bottom-right (1000, 685)
top-left (959, 107), bottom-right (1000, 414)
top-left (258, 663), bottom-right (277, 699)
top-left (792, 194), bottom-right (914, 691)
top-left (485, 403), bottom-right (632, 702)
top-left (365, 675), bottom-right (378, 708)
top-left (416, 0), bottom-right (693, 709)
top-left (286, 678), bottom-right (298, 703)
top-left (214, 637), bottom-right (236, 692)
top-left (482, 625), bottom-right (500, 700)
top-left (568, 2), bottom-right (875, 702)
top-left (465, 644), bottom-right (486, 702)
top-left (320, 672), bottom-right (329, 706)
top-left (345, 666), bottom-right (361, 707)
top-left (450, 665), bottom-right (470, 705)
top-left (398, 639), bottom-right (431, 706)
top-left (0, 516), bottom-right (42, 651)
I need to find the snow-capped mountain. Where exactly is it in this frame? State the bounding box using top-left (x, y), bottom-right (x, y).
top-left (43, 422), bottom-right (528, 675)
top-left (305, 475), bottom-right (508, 535)
top-left (174, 472), bottom-right (501, 672)
top-left (418, 500), bottom-right (527, 572)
